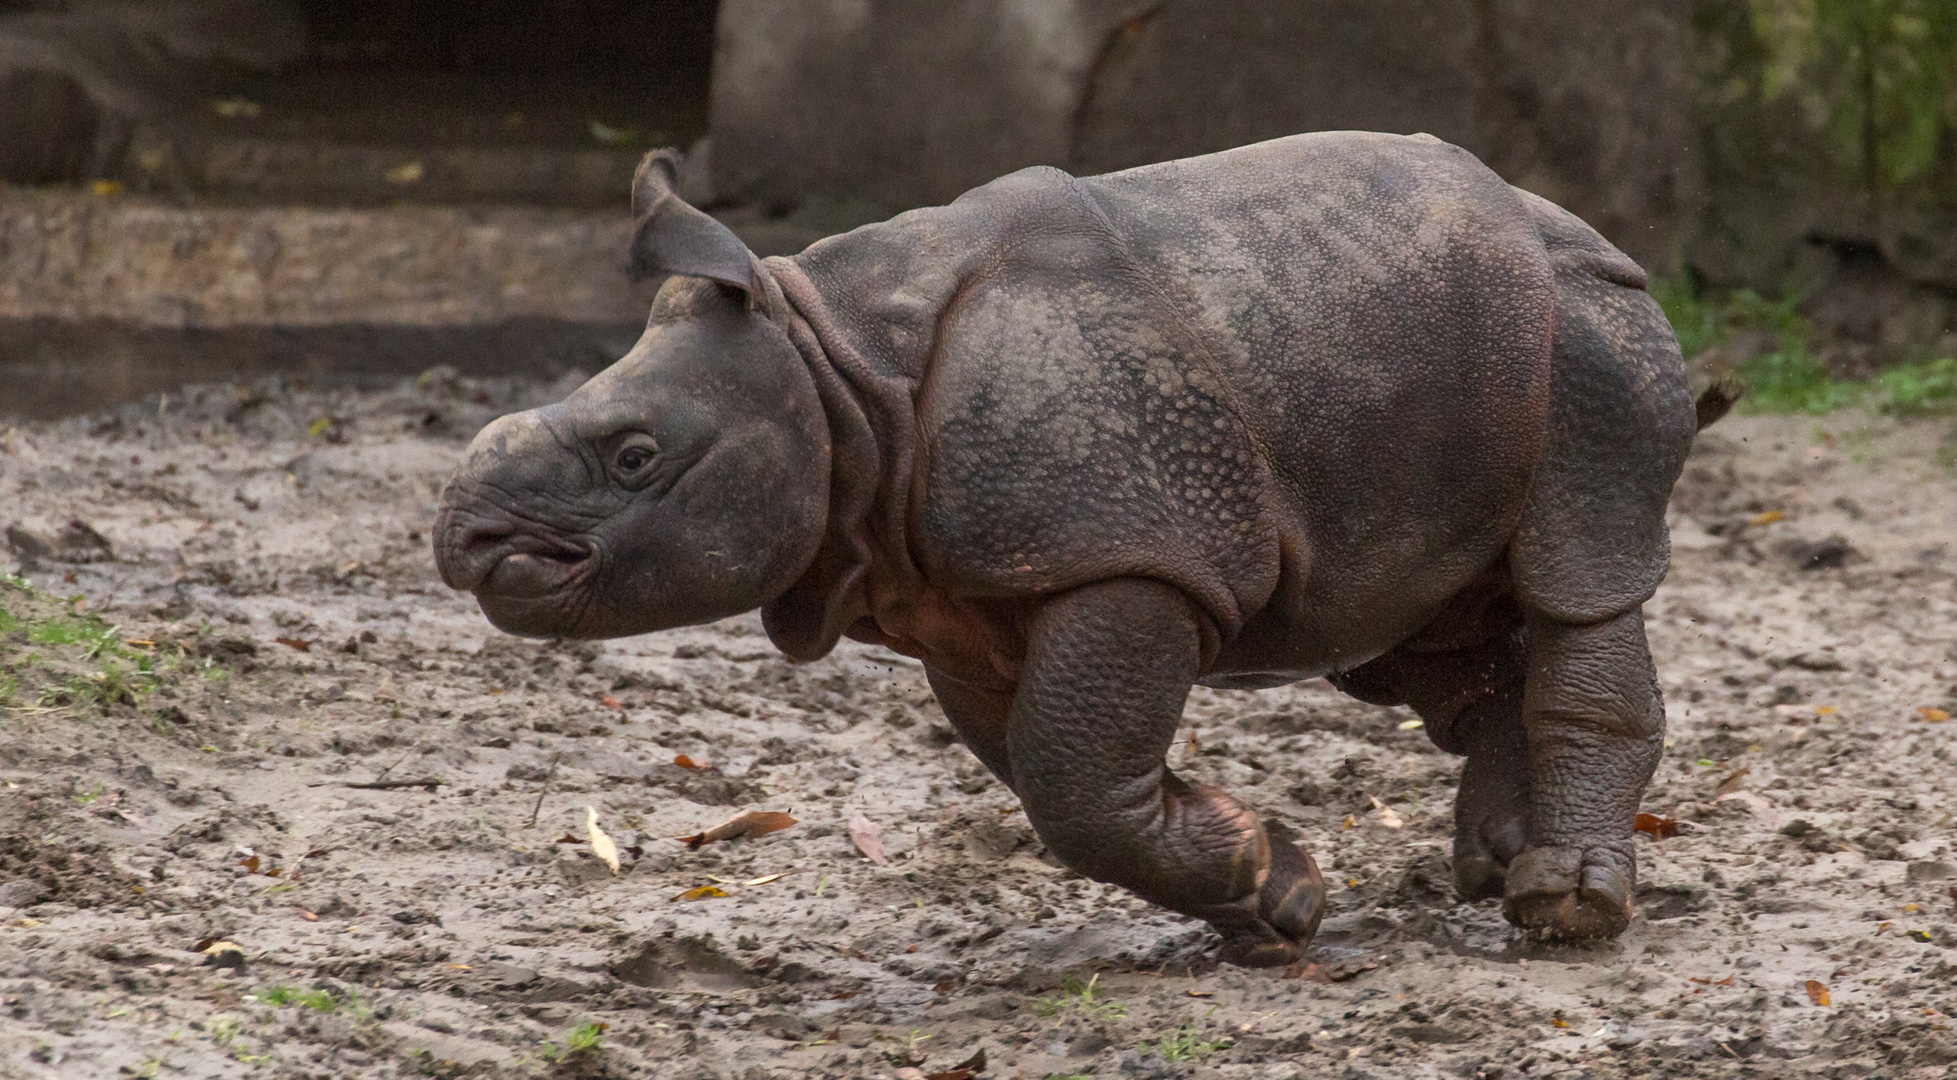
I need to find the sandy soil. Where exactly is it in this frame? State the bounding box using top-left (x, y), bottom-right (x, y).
top-left (0, 372), bottom-right (1953, 1080)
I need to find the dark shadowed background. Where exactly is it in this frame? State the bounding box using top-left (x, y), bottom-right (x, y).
top-left (1, 0), bottom-right (1954, 416)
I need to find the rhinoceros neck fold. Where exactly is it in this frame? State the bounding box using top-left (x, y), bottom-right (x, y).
top-left (758, 257), bottom-right (924, 661)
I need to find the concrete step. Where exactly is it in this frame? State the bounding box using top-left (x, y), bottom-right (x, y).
top-left (180, 137), bottom-right (643, 209)
top-left (0, 187), bottom-right (828, 418)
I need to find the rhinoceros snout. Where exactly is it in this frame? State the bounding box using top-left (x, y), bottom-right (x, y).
top-left (433, 497), bottom-right (591, 593)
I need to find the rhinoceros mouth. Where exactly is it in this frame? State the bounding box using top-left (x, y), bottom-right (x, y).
top-left (435, 508), bottom-right (595, 598)
top-left (479, 544), bottom-right (593, 600)
top-left (465, 536), bottom-right (604, 638)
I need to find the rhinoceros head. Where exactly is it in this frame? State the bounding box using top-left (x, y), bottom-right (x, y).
top-left (433, 151), bottom-right (829, 638)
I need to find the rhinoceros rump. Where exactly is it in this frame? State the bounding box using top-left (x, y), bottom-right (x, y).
top-left (435, 133), bottom-right (1728, 965)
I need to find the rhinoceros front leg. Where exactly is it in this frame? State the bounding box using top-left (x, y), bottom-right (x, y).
top-left (1330, 637), bottom-right (1532, 903)
top-left (1505, 609), bottom-right (1663, 938)
top-left (924, 667), bottom-right (1016, 789)
top-left (1007, 578), bottom-right (1324, 967)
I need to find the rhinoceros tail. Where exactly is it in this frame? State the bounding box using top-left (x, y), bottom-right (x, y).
top-left (1694, 377), bottom-right (1743, 431)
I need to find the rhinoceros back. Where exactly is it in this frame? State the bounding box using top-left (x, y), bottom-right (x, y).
top-left (791, 132), bottom-right (1567, 649)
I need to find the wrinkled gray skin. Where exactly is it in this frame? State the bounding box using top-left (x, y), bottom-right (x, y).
top-left (436, 132), bottom-right (1713, 967)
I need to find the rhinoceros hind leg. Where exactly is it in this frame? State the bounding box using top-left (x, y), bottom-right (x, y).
top-left (1497, 258), bottom-right (1688, 938)
top-left (1497, 610), bottom-right (1659, 940)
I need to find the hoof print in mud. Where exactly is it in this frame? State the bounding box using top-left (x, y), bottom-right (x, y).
top-left (609, 935), bottom-right (763, 992)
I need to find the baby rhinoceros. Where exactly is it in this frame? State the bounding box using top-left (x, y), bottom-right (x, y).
top-left (435, 132), bottom-right (1731, 967)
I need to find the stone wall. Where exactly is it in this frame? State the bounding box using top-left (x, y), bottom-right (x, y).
top-left (709, 0), bottom-right (1695, 272)
top-left (0, 0), bottom-right (304, 186)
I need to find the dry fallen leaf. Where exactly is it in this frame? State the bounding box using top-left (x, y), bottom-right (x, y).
top-left (601, 695), bottom-right (624, 710)
top-left (587, 807), bottom-right (620, 875)
top-left (1713, 765), bottom-right (1750, 798)
top-left (1805, 979), bottom-right (1831, 1006)
top-left (1634, 812), bottom-right (1681, 839)
top-left (210, 97), bottom-right (262, 118)
top-left (274, 636), bottom-right (312, 652)
top-left (1187, 989), bottom-right (1215, 998)
top-left (924, 1048), bottom-right (987, 1080)
top-left (1920, 707), bottom-right (1950, 723)
top-left (673, 754), bottom-right (706, 770)
top-left (850, 813), bottom-right (890, 865)
top-left (1396, 718), bottom-right (1424, 730)
top-left (673, 885), bottom-right (730, 901)
top-left (202, 940), bottom-right (246, 969)
top-left (743, 873), bottom-right (786, 886)
top-left (1370, 796), bottom-right (1404, 829)
top-left (1748, 509), bottom-right (1784, 526)
top-left (1328, 959), bottom-right (1378, 982)
top-left (679, 810), bottom-right (799, 850)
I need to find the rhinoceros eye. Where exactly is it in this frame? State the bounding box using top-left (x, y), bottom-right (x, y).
top-left (610, 435), bottom-right (661, 487)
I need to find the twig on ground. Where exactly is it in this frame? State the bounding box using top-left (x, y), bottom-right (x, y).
top-left (372, 748), bottom-right (417, 782)
top-left (339, 777), bottom-right (444, 791)
top-left (526, 753), bottom-right (562, 829)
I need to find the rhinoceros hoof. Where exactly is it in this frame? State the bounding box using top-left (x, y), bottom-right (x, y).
top-left (1215, 830), bottom-right (1325, 968)
top-left (1217, 931), bottom-right (1303, 968)
top-left (1452, 851), bottom-right (1507, 902)
top-left (1452, 810), bottom-right (1526, 902)
top-left (1501, 844), bottom-right (1633, 940)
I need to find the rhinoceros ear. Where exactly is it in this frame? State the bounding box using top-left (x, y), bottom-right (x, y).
top-left (629, 149), bottom-right (766, 308)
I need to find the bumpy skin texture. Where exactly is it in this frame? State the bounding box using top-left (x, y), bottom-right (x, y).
top-left (435, 132), bottom-right (1697, 965)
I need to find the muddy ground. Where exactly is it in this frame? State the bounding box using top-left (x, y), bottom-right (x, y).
top-left (0, 372), bottom-right (1952, 1080)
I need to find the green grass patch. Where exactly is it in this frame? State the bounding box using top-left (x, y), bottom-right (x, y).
top-left (1654, 277), bottom-right (1957, 417)
top-left (1031, 972), bottom-right (1126, 1021)
top-left (255, 985), bottom-right (344, 1013)
top-left (253, 985), bottom-right (299, 1006)
top-left (1872, 356), bottom-right (1957, 416)
top-left (1140, 1024), bottom-right (1230, 1063)
top-left (566, 1021), bottom-right (606, 1053)
top-left (0, 577), bottom-right (232, 723)
top-left (538, 1021), bottom-right (608, 1063)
